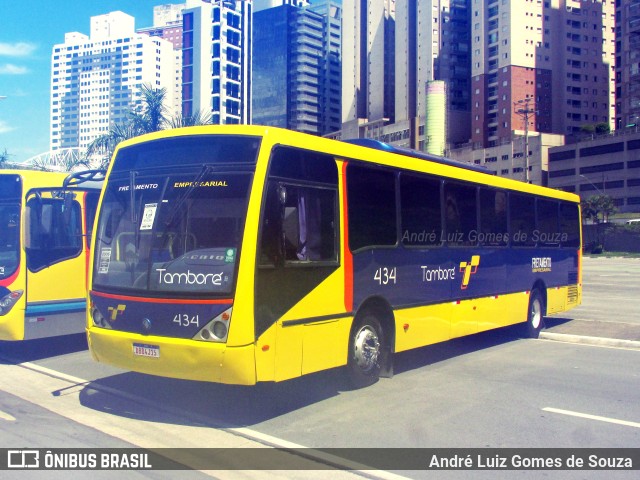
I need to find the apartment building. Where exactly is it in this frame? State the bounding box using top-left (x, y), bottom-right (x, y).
top-left (182, 0), bottom-right (252, 124)
top-left (471, 0), bottom-right (616, 148)
top-left (50, 11), bottom-right (177, 151)
top-left (615, 0), bottom-right (640, 129)
top-left (137, 4), bottom-right (186, 116)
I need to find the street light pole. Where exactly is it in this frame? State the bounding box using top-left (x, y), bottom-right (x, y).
top-left (579, 174), bottom-right (605, 195)
top-left (514, 98), bottom-right (537, 184)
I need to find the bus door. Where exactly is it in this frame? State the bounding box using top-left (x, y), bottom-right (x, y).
top-left (0, 174), bottom-right (24, 340)
top-left (23, 188), bottom-right (87, 339)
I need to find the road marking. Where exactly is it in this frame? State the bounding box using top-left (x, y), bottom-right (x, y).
top-left (543, 407), bottom-right (640, 429)
top-left (3, 361), bottom-right (407, 480)
top-left (0, 409), bottom-right (16, 422)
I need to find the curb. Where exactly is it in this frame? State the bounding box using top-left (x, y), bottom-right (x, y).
top-left (539, 331), bottom-right (640, 350)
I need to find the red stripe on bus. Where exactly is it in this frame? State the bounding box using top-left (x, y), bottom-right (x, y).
top-left (90, 290), bottom-right (233, 305)
top-left (342, 161), bottom-right (353, 312)
top-left (0, 266), bottom-right (20, 288)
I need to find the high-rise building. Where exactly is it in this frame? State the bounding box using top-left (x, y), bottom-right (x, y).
top-left (252, 0), bottom-right (341, 135)
top-left (182, 0), bottom-right (252, 124)
top-left (308, 0), bottom-right (342, 135)
top-left (615, 0), bottom-right (640, 129)
top-left (254, 0), bottom-right (310, 9)
top-left (138, 4), bottom-right (186, 116)
top-left (471, 0), bottom-right (615, 148)
top-left (341, 0), bottom-right (396, 140)
top-left (340, 0), bottom-right (471, 150)
top-left (50, 11), bottom-right (178, 151)
top-left (395, 0), bottom-right (471, 147)
top-left (137, 4), bottom-right (185, 50)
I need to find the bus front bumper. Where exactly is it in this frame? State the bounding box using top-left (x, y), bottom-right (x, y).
top-left (87, 327), bottom-right (257, 385)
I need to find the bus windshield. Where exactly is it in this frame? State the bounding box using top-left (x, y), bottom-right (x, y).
top-left (0, 175), bottom-right (22, 281)
top-left (92, 170), bottom-right (253, 296)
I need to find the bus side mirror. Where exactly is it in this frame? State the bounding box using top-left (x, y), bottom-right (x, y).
top-left (24, 194), bottom-right (43, 249)
top-left (62, 192), bottom-right (75, 225)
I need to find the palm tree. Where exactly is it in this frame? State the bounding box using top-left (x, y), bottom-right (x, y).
top-left (86, 84), bottom-right (211, 169)
top-left (0, 149), bottom-right (9, 169)
top-left (166, 108), bottom-right (213, 129)
top-left (582, 194), bottom-right (616, 224)
top-left (85, 123), bottom-right (142, 170)
top-left (130, 84), bottom-right (168, 133)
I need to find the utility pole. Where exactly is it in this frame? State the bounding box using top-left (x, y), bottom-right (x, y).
top-left (513, 98), bottom-right (537, 184)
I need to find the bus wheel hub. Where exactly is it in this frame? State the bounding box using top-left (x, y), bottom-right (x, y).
top-left (354, 326), bottom-right (380, 373)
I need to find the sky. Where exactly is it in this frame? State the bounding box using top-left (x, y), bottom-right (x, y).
top-left (0, 0), bottom-right (168, 163)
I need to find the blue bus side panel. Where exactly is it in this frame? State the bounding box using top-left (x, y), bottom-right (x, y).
top-left (352, 247), bottom-right (578, 310)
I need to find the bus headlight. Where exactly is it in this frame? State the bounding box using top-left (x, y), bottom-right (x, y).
top-left (194, 307), bottom-right (231, 343)
top-left (91, 306), bottom-right (110, 329)
top-left (0, 290), bottom-right (23, 316)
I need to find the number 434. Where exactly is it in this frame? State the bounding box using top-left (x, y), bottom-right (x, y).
top-left (374, 267), bottom-right (397, 285)
top-left (173, 314), bottom-right (199, 327)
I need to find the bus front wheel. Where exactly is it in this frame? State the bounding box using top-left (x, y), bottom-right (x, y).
top-left (347, 314), bottom-right (383, 388)
top-left (523, 289), bottom-right (545, 338)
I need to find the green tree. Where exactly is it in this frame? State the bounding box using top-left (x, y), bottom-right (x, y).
top-left (580, 124), bottom-right (595, 135)
top-left (581, 194), bottom-right (617, 224)
top-left (86, 123), bottom-right (142, 170)
top-left (595, 122), bottom-right (610, 135)
top-left (166, 108), bottom-right (213, 129)
top-left (130, 84), bottom-right (169, 133)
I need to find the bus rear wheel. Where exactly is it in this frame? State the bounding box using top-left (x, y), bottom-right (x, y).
top-left (522, 289), bottom-right (545, 338)
top-left (347, 314), bottom-right (383, 388)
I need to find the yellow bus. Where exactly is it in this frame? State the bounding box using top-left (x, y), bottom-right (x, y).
top-left (0, 169), bottom-right (103, 341)
top-left (87, 126), bottom-right (581, 387)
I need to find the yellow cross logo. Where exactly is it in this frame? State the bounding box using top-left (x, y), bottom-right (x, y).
top-left (459, 255), bottom-right (480, 290)
top-left (107, 304), bottom-right (126, 321)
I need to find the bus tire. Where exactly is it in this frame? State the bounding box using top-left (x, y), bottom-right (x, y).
top-left (523, 289), bottom-right (545, 338)
top-left (347, 314), bottom-right (384, 388)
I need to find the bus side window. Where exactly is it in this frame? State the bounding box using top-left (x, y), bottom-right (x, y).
top-left (479, 188), bottom-right (508, 246)
top-left (347, 165), bottom-right (397, 251)
top-left (259, 182), bottom-right (337, 265)
top-left (537, 199), bottom-right (560, 247)
top-left (25, 196), bottom-right (82, 271)
top-left (400, 173), bottom-right (442, 247)
top-left (509, 193), bottom-right (536, 247)
top-left (283, 186), bottom-right (336, 262)
top-left (260, 146), bottom-right (339, 266)
top-left (559, 202), bottom-right (580, 248)
top-left (259, 182), bottom-right (284, 266)
top-left (443, 181), bottom-right (478, 246)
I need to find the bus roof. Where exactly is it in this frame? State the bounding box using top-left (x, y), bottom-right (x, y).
top-left (111, 125), bottom-right (580, 204)
top-left (343, 138), bottom-right (492, 175)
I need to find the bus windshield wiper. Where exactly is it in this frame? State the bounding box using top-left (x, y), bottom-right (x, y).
top-left (163, 164), bottom-right (212, 228)
top-left (129, 170), bottom-right (138, 225)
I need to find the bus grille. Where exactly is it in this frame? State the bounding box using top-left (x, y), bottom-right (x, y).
top-left (567, 285), bottom-right (579, 304)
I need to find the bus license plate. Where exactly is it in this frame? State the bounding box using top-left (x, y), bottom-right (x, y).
top-left (133, 343), bottom-right (160, 358)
